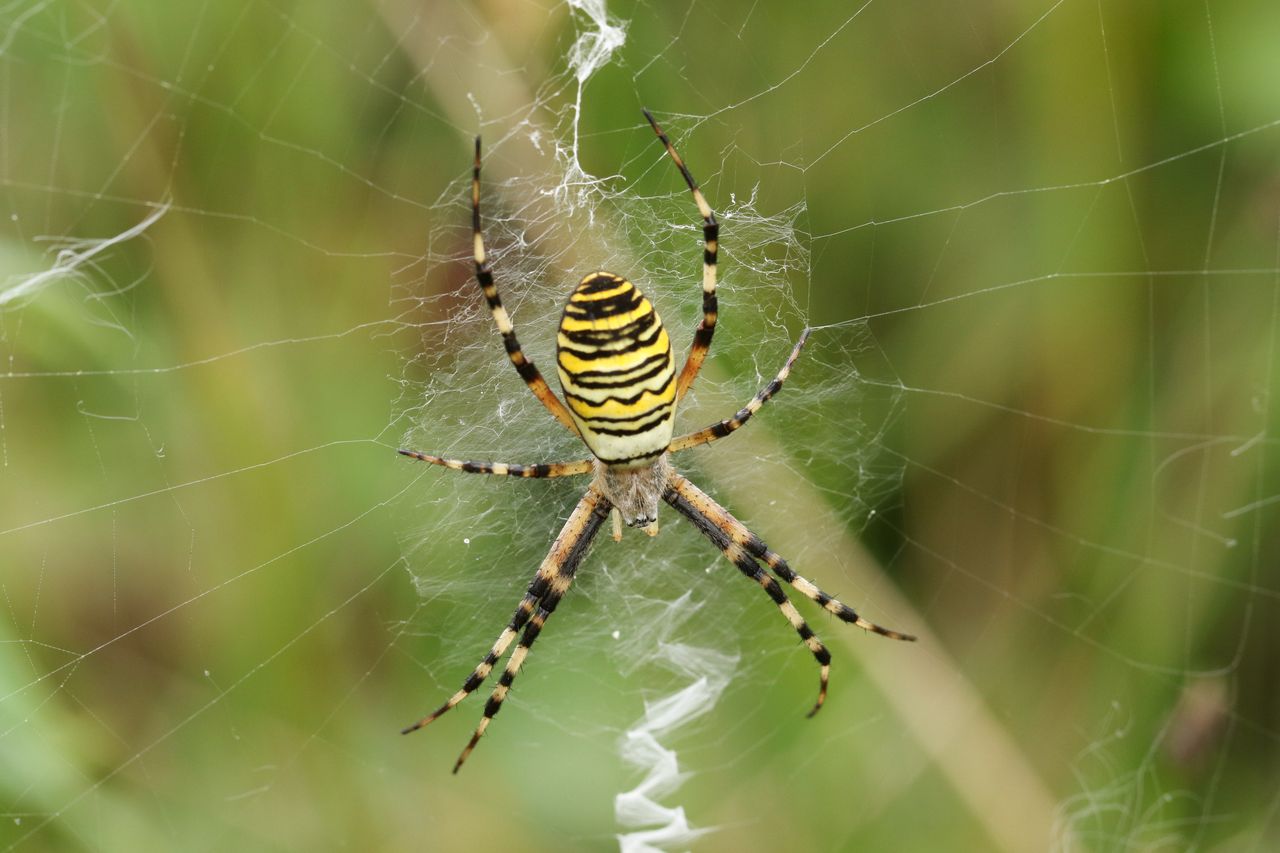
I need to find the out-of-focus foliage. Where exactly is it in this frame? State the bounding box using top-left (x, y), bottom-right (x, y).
top-left (2, 1), bottom-right (1278, 851)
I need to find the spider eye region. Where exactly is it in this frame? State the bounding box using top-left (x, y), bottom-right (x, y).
top-left (556, 272), bottom-right (677, 467)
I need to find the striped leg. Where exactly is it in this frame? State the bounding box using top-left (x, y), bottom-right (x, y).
top-left (642, 109), bottom-right (719, 402)
top-left (668, 330), bottom-right (809, 454)
top-left (472, 137), bottom-right (579, 434)
top-left (450, 488), bottom-right (611, 773)
top-left (398, 449), bottom-right (594, 478)
top-left (663, 473), bottom-right (832, 717)
top-left (402, 487), bottom-right (610, 739)
top-left (745, 536), bottom-right (916, 643)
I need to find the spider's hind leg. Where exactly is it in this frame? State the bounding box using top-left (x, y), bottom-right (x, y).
top-left (664, 471), bottom-right (914, 717)
top-left (402, 487), bottom-right (610, 754)
top-left (663, 473), bottom-right (834, 716)
top-left (451, 490), bottom-right (610, 772)
top-left (748, 539), bottom-right (916, 642)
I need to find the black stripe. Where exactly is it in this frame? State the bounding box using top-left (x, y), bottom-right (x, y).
top-left (663, 488), bottom-right (728, 545)
top-left (577, 273), bottom-right (625, 293)
top-left (513, 359), bottom-right (540, 381)
top-left (557, 322), bottom-right (665, 361)
top-left (595, 447), bottom-right (666, 465)
top-left (461, 654), bottom-right (497, 692)
top-left (582, 410), bottom-right (675, 438)
top-left (561, 370), bottom-right (674, 409)
top-left (577, 401), bottom-right (674, 426)
top-left (568, 356), bottom-right (672, 389)
top-left (567, 351), bottom-right (671, 384)
top-left (521, 577), bottom-right (550, 609)
top-left (568, 279), bottom-right (636, 299)
top-left (516, 617), bottom-right (544, 650)
top-left (566, 285), bottom-right (639, 306)
top-left (762, 577), bottom-right (787, 605)
top-left (559, 311), bottom-right (657, 345)
top-left (565, 290), bottom-right (644, 320)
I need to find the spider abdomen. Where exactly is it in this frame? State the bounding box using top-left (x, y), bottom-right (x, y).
top-left (556, 272), bottom-right (676, 467)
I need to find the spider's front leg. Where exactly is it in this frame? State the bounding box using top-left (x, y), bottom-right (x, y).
top-left (643, 108), bottom-right (719, 402)
top-left (471, 136), bottom-right (580, 434)
top-left (664, 472), bottom-right (913, 716)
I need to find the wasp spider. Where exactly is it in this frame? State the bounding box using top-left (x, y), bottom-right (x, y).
top-left (401, 109), bottom-right (915, 773)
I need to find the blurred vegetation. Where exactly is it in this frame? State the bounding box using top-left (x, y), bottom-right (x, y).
top-left (2, 1), bottom-right (1279, 851)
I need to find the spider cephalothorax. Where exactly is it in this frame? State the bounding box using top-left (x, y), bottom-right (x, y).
top-left (595, 455), bottom-right (670, 531)
top-left (399, 109), bottom-right (915, 773)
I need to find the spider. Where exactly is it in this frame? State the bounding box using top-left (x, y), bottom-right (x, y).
top-left (400, 109), bottom-right (916, 773)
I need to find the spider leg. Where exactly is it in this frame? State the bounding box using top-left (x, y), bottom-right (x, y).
top-left (642, 109), bottom-right (718, 403)
top-left (402, 487), bottom-right (610, 740)
top-left (472, 137), bottom-right (579, 434)
top-left (668, 330), bottom-right (809, 454)
top-left (746, 537), bottom-right (916, 642)
top-left (452, 488), bottom-right (610, 773)
top-left (663, 472), bottom-right (834, 717)
top-left (398, 449), bottom-right (593, 478)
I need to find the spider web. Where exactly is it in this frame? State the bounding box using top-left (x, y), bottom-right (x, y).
top-left (2, 1), bottom-right (1279, 851)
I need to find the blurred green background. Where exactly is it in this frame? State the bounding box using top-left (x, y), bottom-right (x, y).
top-left (3, 1), bottom-right (1279, 850)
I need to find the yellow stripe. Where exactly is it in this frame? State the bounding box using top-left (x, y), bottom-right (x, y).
top-left (559, 357), bottom-right (670, 389)
top-left (555, 329), bottom-right (672, 374)
top-left (567, 389), bottom-right (673, 419)
top-left (559, 301), bottom-right (654, 332)
top-left (557, 273), bottom-right (677, 464)
top-left (568, 282), bottom-right (632, 301)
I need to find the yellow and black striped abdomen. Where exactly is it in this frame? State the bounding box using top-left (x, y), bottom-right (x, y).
top-left (556, 272), bottom-right (676, 467)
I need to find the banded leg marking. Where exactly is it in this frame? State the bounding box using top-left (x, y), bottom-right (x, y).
top-left (449, 488), bottom-right (611, 772)
top-left (642, 109), bottom-right (718, 402)
top-left (472, 137), bottom-right (579, 434)
top-left (663, 473), bottom-right (832, 716)
top-left (398, 449), bottom-right (593, 478)
top-left (452, 603), bottom-right (547, 773)
top-left (668, 329), bottom-right (810, 454)
top-left (402, 487), bottom-right (610, 740)
top-left (747, 538), bottom-right (916, 642)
